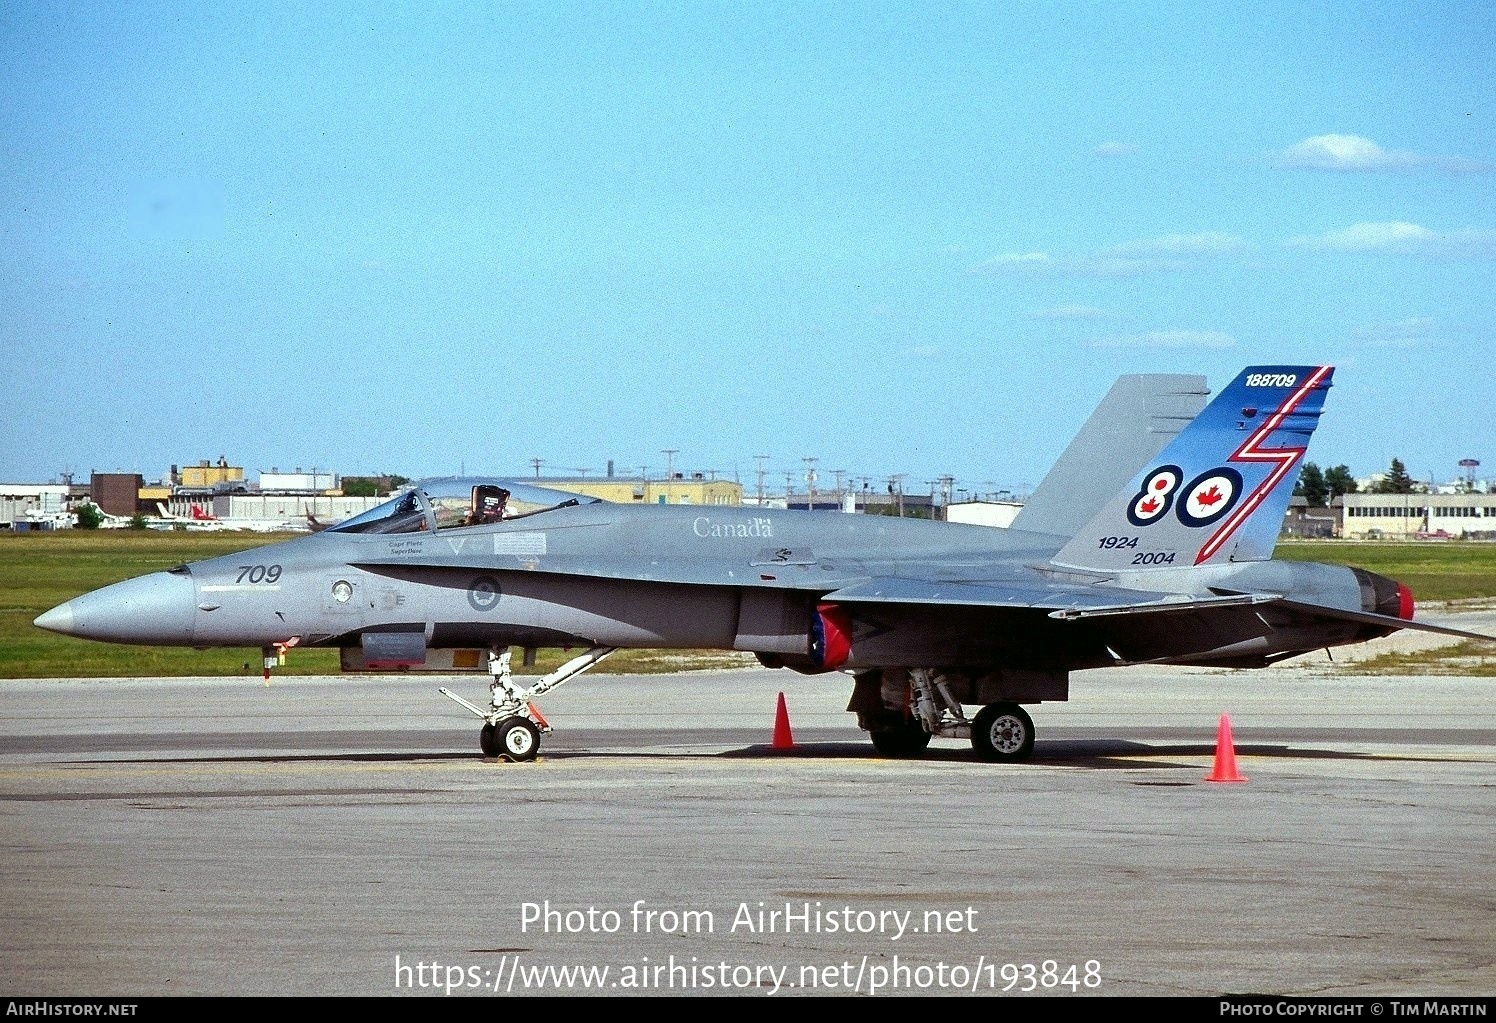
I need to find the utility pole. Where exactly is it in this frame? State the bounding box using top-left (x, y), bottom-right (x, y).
top-left (753, 454), bottom-right (770, 506)
top-left (803, 457), bottom-right (818, 510)
top-left (889, 474), bottom-right (906, 518)
top-left (530, 457), bottom-right (543, 479)
top-left (662, 449), bottom-right (678, 505)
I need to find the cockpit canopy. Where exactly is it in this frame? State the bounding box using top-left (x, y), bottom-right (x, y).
top-left (329, 478), bottom-right (599, 535)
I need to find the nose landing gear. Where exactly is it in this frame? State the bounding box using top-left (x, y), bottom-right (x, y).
top-left (441, 645), bottom-right (617, 761)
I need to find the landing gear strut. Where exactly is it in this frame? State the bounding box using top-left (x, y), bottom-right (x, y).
top-left (853, 669), bottom-right (1038, 763)
top-left (441, 646), bottom-right (617, 761)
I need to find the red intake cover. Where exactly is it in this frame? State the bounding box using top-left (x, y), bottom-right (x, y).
top-left (811, 602), bottom-right (853, 670)
top-left (1397, 582), bottom-right (1415, 621)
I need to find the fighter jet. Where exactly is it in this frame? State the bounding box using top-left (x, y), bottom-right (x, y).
top-left (34, 366), bottom-right (1493, 762)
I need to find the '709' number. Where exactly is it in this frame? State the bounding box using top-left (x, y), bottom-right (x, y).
top-left (235, 565), bottom-right (282, 584)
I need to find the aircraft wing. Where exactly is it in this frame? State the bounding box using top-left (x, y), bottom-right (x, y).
top-left (820, 575), bottom-right (1494, 669)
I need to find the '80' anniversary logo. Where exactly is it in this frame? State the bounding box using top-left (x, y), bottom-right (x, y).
top-left (1126, 464), bottom-right (1244, 529)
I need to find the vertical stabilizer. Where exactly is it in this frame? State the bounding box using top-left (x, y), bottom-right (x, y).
top-left (1012, 374), bottom-right (1208, 539)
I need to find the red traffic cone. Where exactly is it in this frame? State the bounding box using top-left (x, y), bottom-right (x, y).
top-left (1205, 713), bottom-right (1247, 783)
top-left (772, 692), bottom-right (795, 750)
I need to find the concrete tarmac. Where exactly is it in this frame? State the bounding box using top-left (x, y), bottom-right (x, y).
top-left (1, 664), bottom-right (1493, 997)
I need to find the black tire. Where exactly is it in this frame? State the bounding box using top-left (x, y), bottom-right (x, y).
top-left (971, 702), bottom-right (1035, 762)
top-left (869, 718), bottom-right (933, 758)
top-left (479, 722), bottom-right (499, 757)
top-left (496, 716), bottom-right (541, 762)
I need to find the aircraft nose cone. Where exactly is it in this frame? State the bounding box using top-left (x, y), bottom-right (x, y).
top-left (33, 570), bottom-right (197, 644)
top-left (33, 603), bottom-right (74, 634)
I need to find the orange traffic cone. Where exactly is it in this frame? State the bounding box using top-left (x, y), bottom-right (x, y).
top-left (1205, 714), bottom-right (1247, 783)
top-left (772, 692), bottom-right (795, 750)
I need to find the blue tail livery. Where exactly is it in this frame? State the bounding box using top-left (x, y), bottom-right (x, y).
top-left (1053, 366), bottom-right (1334, 571)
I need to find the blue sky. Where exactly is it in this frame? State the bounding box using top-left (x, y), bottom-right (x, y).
top-left (3, 2), bottom-right (1492, 496)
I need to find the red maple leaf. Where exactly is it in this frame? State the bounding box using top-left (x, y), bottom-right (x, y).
top-left (1139, 497), bottom-right (1159, 513)
top-left (1195, 484), bottom-right (1223, 507)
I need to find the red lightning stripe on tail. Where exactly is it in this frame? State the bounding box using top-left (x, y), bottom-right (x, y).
top-left (1194, 365), bottom-right (1333, 565)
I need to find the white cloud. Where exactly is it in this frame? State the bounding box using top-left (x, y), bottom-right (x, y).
top-left (1088, 331), bottom-right (1236, 350)
top-left (1354, 317), bottom-right (1438, 349)
top-left (1288, 221), bottom-right (1496, 257)
top-left (1291, 221), bottom-right (1434, 250)
top-left (970, 252), bottom-right (1054, 274)
top-left (1073, 256), bottom-right (1166, 278)
top-left (975, 232), bottom-right (1249, 279)
top-left (1029, 304), bottom-right (1110, 320)
top-left (1092, 141), bottom-right (1139, 158)
top-left (1274, 134), bottom-right (1493, 173)
top-left (970, 252), bottom-right (1139, 278)
top-left (1106, 232), bottom-right (1249, 257)
top-left (1279, 134), bottom-right (1396, 169)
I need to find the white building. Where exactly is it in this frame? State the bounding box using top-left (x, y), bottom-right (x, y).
top-left (258, 469), bottom-right (338, 493)
top-left (1341, 492), bottom-right (1496, 539)
top-left (1, 485), bottom-right (72, 528)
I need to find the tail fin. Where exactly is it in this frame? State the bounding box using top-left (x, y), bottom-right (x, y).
top-left (1012, 373), bottom-right (1208, 538)
top-left (1051, 365), bottom-right (1333, 571)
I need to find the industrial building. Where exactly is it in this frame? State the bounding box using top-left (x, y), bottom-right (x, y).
top-left (176, 458), bottom-right (245, 490)
top-left (0, 484), bottom-right (75, 528)
top-left (1341, 492), bottom-right (1496, 540)
top-left (90, 473), bottom-right (146, 517)
top-left (537, 475), bottom-right (741, 506)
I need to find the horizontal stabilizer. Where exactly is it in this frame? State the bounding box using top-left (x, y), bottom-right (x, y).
top-left (1274, 599), bottom-right (1496, 642)
top-left (1050, 590), bottom-right (1496, 642)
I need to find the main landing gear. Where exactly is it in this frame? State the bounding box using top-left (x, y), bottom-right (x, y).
top-left (440, 646), bottom-right (617, 761)
top-left (857, 669), bottom-right (1037, 763)
top-left (970, 702), bottom-right (1035, 762)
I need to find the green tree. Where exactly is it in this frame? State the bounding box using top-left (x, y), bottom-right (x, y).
top-left (128, 514), bottom-right (150, 530)
top-left (1295, 462), bottom-right (1329, 507)
top-left (1324, 464), bottom-right (1358, 498)
top-left (341, 474), bottom-right (410, 497)
top-left (74, 503), bottom-right (104, 529)
top-left (1370, 458), bottom-right (1416, 494)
